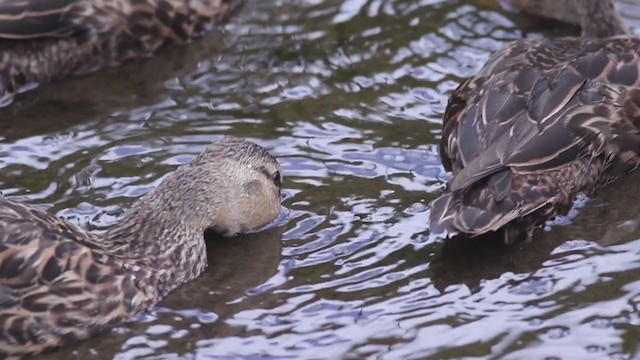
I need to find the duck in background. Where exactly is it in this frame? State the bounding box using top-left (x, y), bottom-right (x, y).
top-left (0, 0), bottom-right (242, 107)
top-left (0, 137), bottom-right (284, 358)
top-left (429, 0), bottom-right (640, 244)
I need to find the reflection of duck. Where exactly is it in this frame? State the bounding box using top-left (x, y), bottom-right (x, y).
top-left (0, 0), bottom-right (242, 107)
top-left (0, 137), bottom-right (283, 358)
top-left (430, 0), bottom-right (640, 244)
top-left (169, 226), bottom-right (285, 314)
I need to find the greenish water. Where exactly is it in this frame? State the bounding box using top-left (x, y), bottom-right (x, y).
top-left (2, 0), bottom-right (640, 358)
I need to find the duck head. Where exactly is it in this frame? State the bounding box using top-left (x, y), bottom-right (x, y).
top-left (145, 137), bottom-right (284, 237)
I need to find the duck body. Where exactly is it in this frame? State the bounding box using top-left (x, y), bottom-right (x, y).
top-left (429, 35), bottom-right (640, 243)
top-left (0, 0), bottom-right (242, 106)
top-left (0, 198), bottom-right (156, 358)
top-left (0, 137), bottom-right (283, 358)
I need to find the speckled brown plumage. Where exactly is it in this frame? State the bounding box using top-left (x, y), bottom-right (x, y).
top-left (0, 0), bottom-right (243, 107)
top-left (0, 137), bottom-right (283, 358)
top-left (429, 2), bottom-right (640, 243)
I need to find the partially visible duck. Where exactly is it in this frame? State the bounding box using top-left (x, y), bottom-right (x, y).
top-left (0, 137), bottom-right (283, 358)
top-left (429, 0), bottom-right (640, 244)
top-left (0, 0), bottom-right (242, 107)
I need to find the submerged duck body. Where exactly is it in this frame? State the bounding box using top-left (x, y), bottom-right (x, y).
top-left (0, 0), bottom-right (242, 106)
top-left (429, 31), bottom-right (640, 243)
top-left (0, 137), bottom-right (283, 358)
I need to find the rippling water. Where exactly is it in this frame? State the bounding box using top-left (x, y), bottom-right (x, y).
top-left (3, 0), bottom-right (640, 359)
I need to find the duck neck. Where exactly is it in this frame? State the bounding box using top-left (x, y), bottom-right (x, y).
top-left (102, 201), bottom-right (208, 300)
top-left (511, 0), bottom-right (629, 38)
top-left (578, 0), bottom-right (629, 38)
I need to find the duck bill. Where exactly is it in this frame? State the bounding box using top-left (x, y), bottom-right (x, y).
top-left (243, 205), bottom-right (290, 235)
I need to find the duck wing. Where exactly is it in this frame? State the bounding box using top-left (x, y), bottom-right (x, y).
top-left (444, 37), bottom-right (640, 193)
top-left (449, 70), bottom-right (588, 192)
top-left (0, 198), bottom-right (152, 357)
top-left (439, 39), bottom-right (541, 175)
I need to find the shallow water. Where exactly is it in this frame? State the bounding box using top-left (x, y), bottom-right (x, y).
top-left (3, 0), bottom-right (640, 358)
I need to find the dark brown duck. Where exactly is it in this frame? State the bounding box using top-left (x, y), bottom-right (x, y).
top-left (429, 0), bottom-right (640, 244)
top-left (0, 0), bottom-right (242, 107)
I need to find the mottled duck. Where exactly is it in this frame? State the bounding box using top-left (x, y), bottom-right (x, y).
top-left (430, 0), bottom-right (640, 244)
top-left (0, 137), bottom-right (283, 358)
top-left (0, 0), bottom-right (242, 107)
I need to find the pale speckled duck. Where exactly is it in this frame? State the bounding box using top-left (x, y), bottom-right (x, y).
top-left (429, 0), bottom-right (640, 244)
top-left (0, 0), bottom-right (242, 107)
top-left (0, 137), bottom-right (283, 358)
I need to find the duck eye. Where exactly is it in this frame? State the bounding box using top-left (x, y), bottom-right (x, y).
top-left (272, 171), bottom-right (282, 188)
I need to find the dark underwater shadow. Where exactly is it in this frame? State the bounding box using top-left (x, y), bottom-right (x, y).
top-left (167, 226), bottom-right (285, 317)
top-left (430, 169), bottom-right (640, 292)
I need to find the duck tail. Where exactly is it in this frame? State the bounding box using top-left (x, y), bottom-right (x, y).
top-left (429, 170), bottom-right (569, 240)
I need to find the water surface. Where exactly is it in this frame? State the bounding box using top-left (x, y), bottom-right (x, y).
top-left (3, 0), bottom-right (640, 358)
